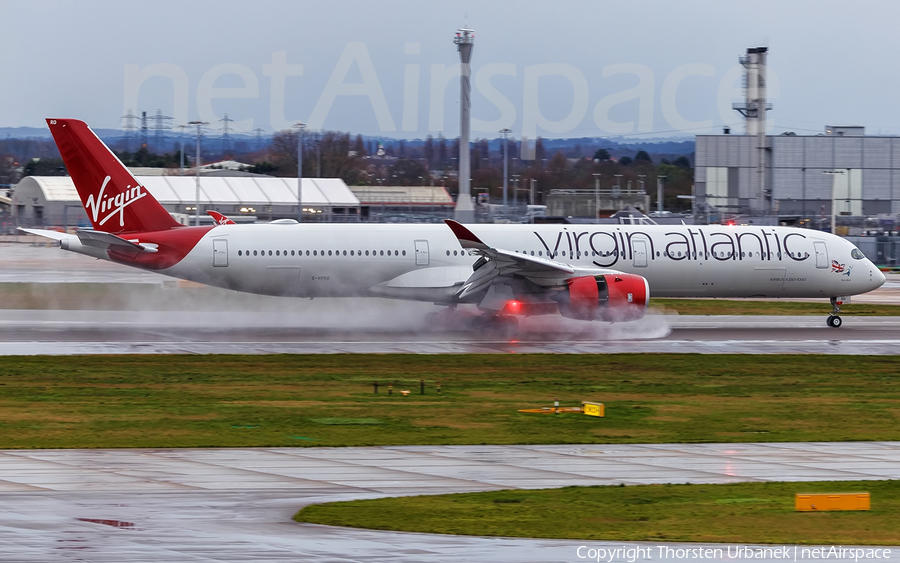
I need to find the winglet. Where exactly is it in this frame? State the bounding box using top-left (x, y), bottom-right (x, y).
top-left (444, 219), bottom-right (489, 250)
top-left (208, 210), bottom-right (236, 225)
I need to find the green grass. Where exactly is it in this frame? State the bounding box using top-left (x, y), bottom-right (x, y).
top-left (650, 298), bottom-right (900, 316)
top-left (295, 480), bottom-right (900, 545)
top-left (0, 354), bottom-right (900, 448)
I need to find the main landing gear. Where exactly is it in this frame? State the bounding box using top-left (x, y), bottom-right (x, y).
top-left (424, 308), bottom-right (519, 337)
top-left (827, 297), bottom-right (843, 328)
top-left (468, 314), bottom-right (518, 337)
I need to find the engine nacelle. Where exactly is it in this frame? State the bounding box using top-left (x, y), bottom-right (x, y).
top-left (557, 273), bottom-right (649, 322)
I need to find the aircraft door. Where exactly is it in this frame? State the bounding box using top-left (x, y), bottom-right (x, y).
top-left (813, 241), bottom-right (828, 269)
top-left (415, 240), bottom-right (429, 266)
top-left (632, 239), bottom-right (648, 268)
top-left (213, 239), bottom-right (228, 267)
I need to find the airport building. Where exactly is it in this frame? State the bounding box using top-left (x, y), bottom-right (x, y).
top-left (695, 126), bottom-right (900, 226)
top-left (696, 47), bottom-right (900, 231)
top-left (349, 185), bottom-right (454, 222)
top-left (12, 175), bottom-right (361, 227)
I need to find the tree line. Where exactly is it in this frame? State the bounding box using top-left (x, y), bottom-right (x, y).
top-left (0, 130), bottom-right (695, 211)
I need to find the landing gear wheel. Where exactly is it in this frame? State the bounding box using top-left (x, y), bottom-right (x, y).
top-left (494, 315), bottom-right (519, 338)
top-left (467, 315), bottom-right (519, 337)
top-left (827, 297), bottom-right (844, 329)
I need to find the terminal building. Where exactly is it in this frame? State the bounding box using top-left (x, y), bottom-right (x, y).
top-left (695, 126), bottom-right (900, 225)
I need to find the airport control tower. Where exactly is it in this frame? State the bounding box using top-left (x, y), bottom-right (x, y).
top-left (454, 27), bottom-right (475, 223)
top-left (732, 47), bottom-right (772, 214)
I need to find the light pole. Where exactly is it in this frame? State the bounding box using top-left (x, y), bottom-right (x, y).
top-left (592, 173), bottom-right (601, 223)
top-left (512, 175), bottom-right (520, 209)
top-left (188, 121), bottom-right (208, 226)
top-left (315, 132), bottom-right (321, 178)
top-left (657, 175), bottom-right (666, 213)
top-left (824, 169), bottom-right (846, 234)
top-left (500, 128), bottom-right (511, 212)
top-left (177, 124), bottom-right (187, 175)
top-left (293, 122), bottom-right (306, 222)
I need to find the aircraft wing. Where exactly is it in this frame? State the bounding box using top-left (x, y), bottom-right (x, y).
top-left (445, 220), bottom-right (579, 299)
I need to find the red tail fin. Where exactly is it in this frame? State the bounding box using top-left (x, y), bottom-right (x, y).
top-left (208, 210), bottom-right (236, 225)
top-left (46, 118), bottom-right (181, 233)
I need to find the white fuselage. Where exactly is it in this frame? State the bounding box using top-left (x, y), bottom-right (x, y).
top-left (158, 223), bottom-right (884, 301)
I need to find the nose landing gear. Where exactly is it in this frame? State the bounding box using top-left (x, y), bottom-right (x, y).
top-left (827, 297), bottom-right (843, 328)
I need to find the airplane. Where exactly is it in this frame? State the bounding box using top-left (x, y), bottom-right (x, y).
top-left (207, 210), bottom-right (236, 225)
top-left (22, 118), bottom-right (886, 333)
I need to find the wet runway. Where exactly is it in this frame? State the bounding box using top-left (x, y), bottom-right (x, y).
top-left (4, 241), bottom-right (900, 355)
top-left (1, 442), bottom-right (900, 562)
top-left (3, 309), bottom-right (900, 355)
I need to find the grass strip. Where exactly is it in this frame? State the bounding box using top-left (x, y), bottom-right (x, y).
top-left (0, 355), bottom-right (899, 448)
top-left (295, 480), bottom-right (900, 545)
top-left (650, 298), bottom-right (900, 316)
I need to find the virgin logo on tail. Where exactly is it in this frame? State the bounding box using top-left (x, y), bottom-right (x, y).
top-left (84, 175), bottom-right (149, 228)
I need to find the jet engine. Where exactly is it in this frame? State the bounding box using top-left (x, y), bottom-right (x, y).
top-left (556, 273), bottom-right (649, 322)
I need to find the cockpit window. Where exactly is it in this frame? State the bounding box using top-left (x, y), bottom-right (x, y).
top-left (851, 248), bottom-right (866, 260)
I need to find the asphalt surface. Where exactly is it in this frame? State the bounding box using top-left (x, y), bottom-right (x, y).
top-left (2, 309), bottom-right (900, 354)
top-left (4, 240), bottom-right (900, 562)
top-left (2, 443), bottom-right (900, 562)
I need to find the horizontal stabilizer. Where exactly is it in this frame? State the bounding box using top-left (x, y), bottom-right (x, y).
top-left (75, 230), bottom-right (158, 253)
top-left (19, 228), bottom-right (69, 241)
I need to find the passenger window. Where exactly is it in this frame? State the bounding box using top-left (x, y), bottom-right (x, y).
top-left (365, 250), bottom-right (369, 256)
top-left (380, 250), bottom-right (384, 256)
top-left (402, 250), bottom-right (406, 256)
top-left (253, 250), bottom-right (257, 256)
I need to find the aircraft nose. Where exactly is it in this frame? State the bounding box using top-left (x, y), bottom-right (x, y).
top-left (873, 266), bottom-right (886, 289)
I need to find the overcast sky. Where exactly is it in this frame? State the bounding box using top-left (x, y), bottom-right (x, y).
top-left (2, 0), bottom-right (899, 139)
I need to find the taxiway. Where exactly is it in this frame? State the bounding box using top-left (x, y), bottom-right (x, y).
top-left (1, 442), bottom-right (899, 562)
